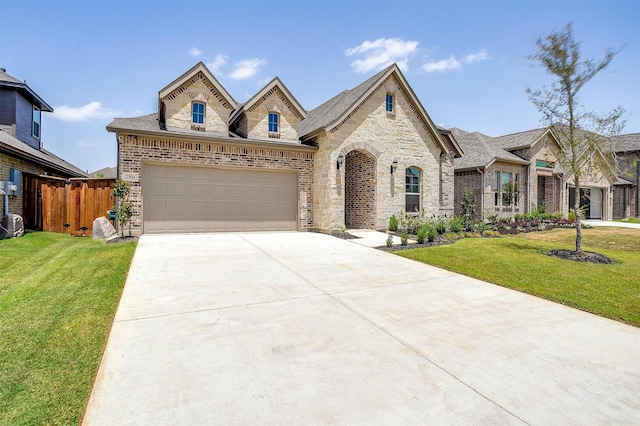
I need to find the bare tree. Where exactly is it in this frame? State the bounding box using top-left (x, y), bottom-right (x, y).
top-left (526, 23), bottom-right (626, 252)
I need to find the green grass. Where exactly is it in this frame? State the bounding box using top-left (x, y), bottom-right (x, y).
top-left (614, 217), bottom-right (640, 224)
top-left (397, 228), bottom-right (640, 327)
top-left (0, 232), bottom-right (136, 425)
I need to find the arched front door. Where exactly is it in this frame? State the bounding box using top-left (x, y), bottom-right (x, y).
top-left (344, 150), bottom-right (376, 229)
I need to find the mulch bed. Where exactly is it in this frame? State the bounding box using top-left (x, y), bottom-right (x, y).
top-left (330, 231), bottom-right (360, 240)
top-left (547, 249), bottom-right (613, 264)
top-left (106, 236), bottom-right (139, 244)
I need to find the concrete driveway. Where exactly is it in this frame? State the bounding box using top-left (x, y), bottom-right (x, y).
top-left (83, 232), bottom-right (640, 425)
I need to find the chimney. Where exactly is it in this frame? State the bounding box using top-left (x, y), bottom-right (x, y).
top-left (0, 68), bottom-right (6, 73)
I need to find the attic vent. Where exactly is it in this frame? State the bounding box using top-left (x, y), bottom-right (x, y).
top-left (268, 132), bottom-right (280, 139)
top-left (191, 124), bottom-right (206, 131)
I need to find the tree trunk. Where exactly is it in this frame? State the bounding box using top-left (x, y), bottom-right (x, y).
top-left (574, 182), bottom-right (583, 252)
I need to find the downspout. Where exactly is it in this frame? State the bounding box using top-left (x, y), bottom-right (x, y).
top-left (476, 168), bottom-right (484, 218)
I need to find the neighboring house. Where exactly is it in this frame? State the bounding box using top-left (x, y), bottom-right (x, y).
top-left (0, 68), bottom-right (86, 218)
top-left (89, 166), bottom-right (117, 178)
top-left (107, 62), bottom-right (462, 235)
top-left (611, 133), bottom-right (640, 218)
top-left (452, 126), bottom-right (618, 221)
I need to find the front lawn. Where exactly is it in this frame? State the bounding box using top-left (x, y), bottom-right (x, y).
top-left (397, 227), bottom-right (640, 327)
top-left (0, 232), bottom-right (136, 425)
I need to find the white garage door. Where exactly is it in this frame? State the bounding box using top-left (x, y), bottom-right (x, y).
top-left (142, 163), bottom-right (297, 233)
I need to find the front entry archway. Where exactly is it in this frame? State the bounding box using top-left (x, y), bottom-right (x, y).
top-left (344, 150), bottom-right (376, 229)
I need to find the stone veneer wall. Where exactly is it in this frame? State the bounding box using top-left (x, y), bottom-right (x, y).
top-left (313, 75), bottom-right (443, 231)
top-left (344, 150), bottom-right (376, 228)
top-left (163, 73), bottom-right (233, 133)
top-left (439, 153), bottom-right (455, 217)
top-left (245, 87), bottom-right (302, 141)
top-left (118, 134), bottom-right (314, 236)
top-left (453, 170), bottom-right (483, 218)
top-left (0, 152), bottom-right (48, 215)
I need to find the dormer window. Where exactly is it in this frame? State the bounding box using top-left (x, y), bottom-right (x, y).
top-left (385, 94), bottom-right (394, 113)
top-left (32, 106), bottom-right (41, 138)
top-left (192, 102), bottom-right (205, 124)
top-left (268, 112), bottom-right (279, 133)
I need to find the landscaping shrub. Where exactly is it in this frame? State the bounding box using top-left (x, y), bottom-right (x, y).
top-left (427, 226), bottom-right (437, 242)
top-left (400, 232), bottom-right (408, 246)
top-left (435, 218), bottom-right (447, 234)
top-left (449, 217), bottom-right (464, 233)
top-left (388, 215), bottom-right (398, 232)
top-left (386, 234), bottom-right (393, 248)
top-left (416, 226), bottom-right (427, 244)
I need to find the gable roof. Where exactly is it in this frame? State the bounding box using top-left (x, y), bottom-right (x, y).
top-left (230, 77), bottom-right (306, 124)
top-left (451, 128), bottom-right (530, 171)
top-left (158, 62), bottom-right (238, 110)
top-left (0, 128), bottom-right (86, 177)
top-left (300, 63), bottom-right (462, 157)
top-left (492, 127), bottom-right (551, 150)
top-left (0, 68), bottom-right (53, 112)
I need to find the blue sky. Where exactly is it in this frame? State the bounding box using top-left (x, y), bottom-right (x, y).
top-left (1, 0), bottom-right (638, 173)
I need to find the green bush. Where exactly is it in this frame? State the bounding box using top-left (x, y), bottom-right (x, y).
top-left (435, 218), bottom-right (447, 234)
top-left (449, 217), bottom-right (463, 233)
top-left (388, 215), bottom-right (398, 231)
top-left (386, 234), bottom-right (393, 248)
top-left (400, 232), bottom-right (408, 246)
top-left (427, 226), bottom-right (437, 242)
top-left (416, 226), bottom-right (427, 244)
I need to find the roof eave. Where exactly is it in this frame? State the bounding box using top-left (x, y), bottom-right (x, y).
top-left (0, 142), bottom-right (85, 177)
top-left (108, 126), bottom-right (318, 152)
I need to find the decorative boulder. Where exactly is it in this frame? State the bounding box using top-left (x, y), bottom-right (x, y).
top-left (1, 214), bottom-right (24, 239)
top-left (93, 216), bottom-right (117, 240)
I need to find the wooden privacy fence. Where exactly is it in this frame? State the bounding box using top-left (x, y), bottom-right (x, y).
top-left (23, 175), bottom-right (116, 236)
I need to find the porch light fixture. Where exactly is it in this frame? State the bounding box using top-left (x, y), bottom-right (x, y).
top-left (337, 153), bottom-right (344, 169)
top-left (391, 159), bottom-right (398, 174)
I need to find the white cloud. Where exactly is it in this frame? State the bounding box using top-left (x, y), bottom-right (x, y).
top-left (52, 102), bottom-right (122, 122)
top-left (346, 38), bottom-right (419, 74)
top-left (422, 56), bottom-right (462, 73)
top-left (207, 54), bottom-right (228, 74)
top-left (76, 140), bottom-right (98, 148)
top-left (422, 49), bottom-right (488, 73)
top-left (229, 58), bottom-right (267, 80)
top-left (189, 47), bottom-right (203, 57)
top-left (465, 49), bottom-right (488, 64)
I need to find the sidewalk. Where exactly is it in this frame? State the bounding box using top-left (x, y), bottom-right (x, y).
top-left (583, 219), bottom-right (640, 229)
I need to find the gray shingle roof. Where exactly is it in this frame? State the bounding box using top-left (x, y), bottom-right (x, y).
top-left (0, 68), bottom-right (53, 112)
top-left (299, 64), bottom-right (394, 137)
top-left (611, 133), bottom-right (640, 153)
top-left (492, 128), bottom-right (548, 149)
top-left (0, 128), bottom-right (87, 177)
top-left (451, 128), bottom-right (529, 170)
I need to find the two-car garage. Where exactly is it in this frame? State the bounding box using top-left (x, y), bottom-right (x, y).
top-left (142, 163), bottom-right (298, 233)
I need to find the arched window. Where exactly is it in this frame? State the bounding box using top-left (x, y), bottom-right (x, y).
top-left (405, 167), bottom-right (420, 212)
top-left (268, 112), bottom-right (279, 133)
top-left (192, 102), bottom-right (205, 124)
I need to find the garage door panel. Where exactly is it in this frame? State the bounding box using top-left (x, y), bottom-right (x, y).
top-left (143, 164), bottom-right (297, 233)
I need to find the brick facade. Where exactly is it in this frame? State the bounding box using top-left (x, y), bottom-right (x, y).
top-left (344, 150), bottom-right (376, 228)
top-left (614, 151), bottom-right (639, 218)
top-left (1, 152), bottom-right (49, 215)
top-left (118, 135), bottom-right (314, 236)
top-left (453, 170), bottom-right (482, 217)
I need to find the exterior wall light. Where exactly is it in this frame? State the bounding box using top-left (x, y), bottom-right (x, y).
top-left (391, 159), bottom-right (398, 174)
top-left (337, 153), bottom-right (344, 169)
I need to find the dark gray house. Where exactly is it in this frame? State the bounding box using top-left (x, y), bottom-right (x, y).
top-left (1, 67), bottom-right (86, 218)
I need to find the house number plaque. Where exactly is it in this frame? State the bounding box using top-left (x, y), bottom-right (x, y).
top-left (122, 172), bottom-right (139, 182)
